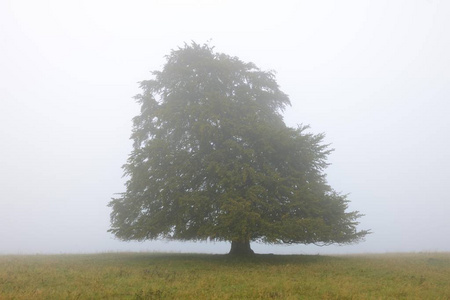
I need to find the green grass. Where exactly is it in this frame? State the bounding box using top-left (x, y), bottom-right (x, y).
top-left (1, 252), bottom-right (450, 299)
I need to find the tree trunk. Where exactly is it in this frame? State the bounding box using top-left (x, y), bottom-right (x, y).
top-left (229, 240), bottom-right (255, 255)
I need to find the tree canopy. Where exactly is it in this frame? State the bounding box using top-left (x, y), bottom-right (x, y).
top-left (108, 43), bottom-right (369, 255)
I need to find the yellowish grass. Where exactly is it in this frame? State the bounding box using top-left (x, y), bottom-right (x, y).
top-left (0, 252), bottom-right (449, 299)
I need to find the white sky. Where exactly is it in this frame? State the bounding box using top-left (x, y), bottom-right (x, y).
top-left (1, 0), bottom-right (449, 254)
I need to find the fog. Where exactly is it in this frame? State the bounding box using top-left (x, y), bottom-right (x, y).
top-left (1, 0), bottom-right (449, 255)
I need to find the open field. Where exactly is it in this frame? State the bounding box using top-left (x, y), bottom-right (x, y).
top-left (1, 252), bottom-right (449, 299)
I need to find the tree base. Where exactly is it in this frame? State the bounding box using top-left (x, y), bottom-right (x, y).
top-left (228, 240), bottom-right (255, 255)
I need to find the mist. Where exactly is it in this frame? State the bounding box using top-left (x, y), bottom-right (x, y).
top-left (1, 0), bottom-right (449, 255)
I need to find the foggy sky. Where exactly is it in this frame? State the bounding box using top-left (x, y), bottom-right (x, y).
top-left (1, 0), bottom-right (449, 255)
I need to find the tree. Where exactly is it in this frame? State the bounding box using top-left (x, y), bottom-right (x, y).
top-left (108, 43), bottom-right (369, 255)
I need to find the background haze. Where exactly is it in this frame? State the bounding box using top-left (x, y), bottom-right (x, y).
top-left (1, 0), bottom-right (449, 254)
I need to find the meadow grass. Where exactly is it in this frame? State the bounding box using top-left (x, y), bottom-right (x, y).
top-left (1, 252), bottom-right (449, 299)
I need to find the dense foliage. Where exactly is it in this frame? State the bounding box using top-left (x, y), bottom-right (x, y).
top-left (109, 43), bottom-right (368, 254)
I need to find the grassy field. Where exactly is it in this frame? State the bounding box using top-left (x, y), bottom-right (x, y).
top-left (0, 252), bottom-right (449, 299)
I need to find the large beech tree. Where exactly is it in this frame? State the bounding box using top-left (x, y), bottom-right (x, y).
top-left (109, 43), bottom-right (369, 255)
